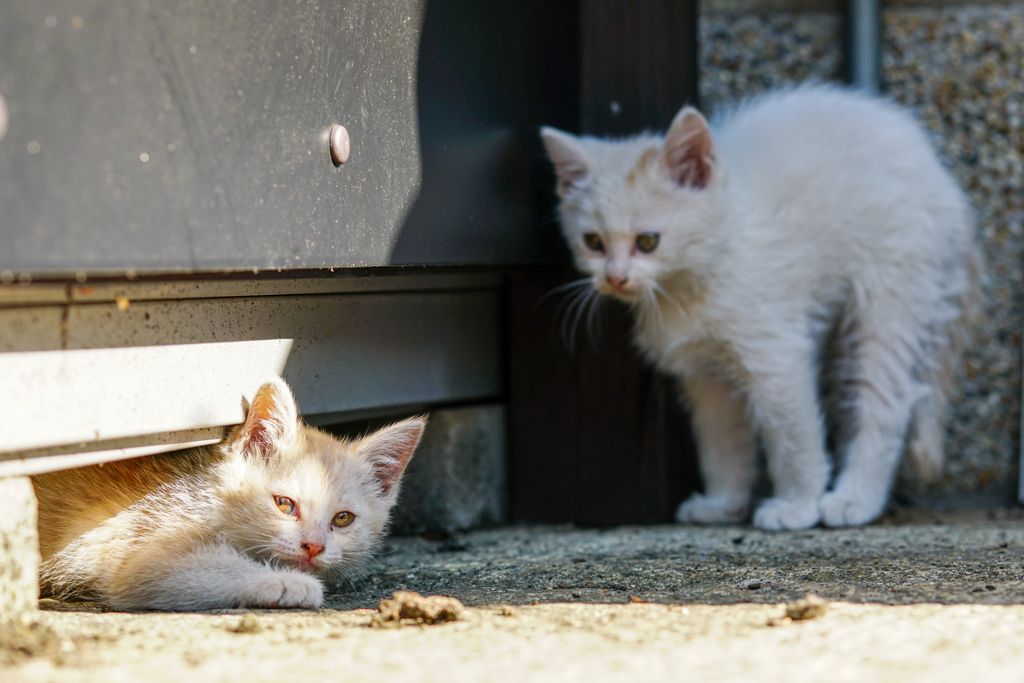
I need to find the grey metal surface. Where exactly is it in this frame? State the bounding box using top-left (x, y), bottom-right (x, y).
top-left (1, 339), bottom-right (294, 454)
top-left (0, 0), bottom-right (423, 273)
top-left (0, 287), bottom-right (501, 457)
top-left (0, 306), bottom-right (62, 351)
top-left (0, 0), bottom-right (576, 274)
top-left (66, 291), bottom-right (502, 411)
top-left (0, 272), bottom-right (503, 308)
top-left (0, 435), bottom-right (223, 478)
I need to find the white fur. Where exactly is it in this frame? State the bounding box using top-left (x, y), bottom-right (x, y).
top-left (34, 379), bottom-right (427, 610)
top-left (542, 85), bottom-right (980, 530)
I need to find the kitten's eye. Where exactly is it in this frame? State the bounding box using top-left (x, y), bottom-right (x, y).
top-left (635, 232), bottom-right (660, 253)
top-left (332, 511), bottom-right (356, 529)
top-left (583, 233), bottom-right (605, 253)
top-left (274, 496), bottom-right (298, 516)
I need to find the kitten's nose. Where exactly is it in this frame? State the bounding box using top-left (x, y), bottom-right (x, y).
top-left (607, 275), bottom-right (629, 290)
top-left (302, 542), bottom-right (324, 558)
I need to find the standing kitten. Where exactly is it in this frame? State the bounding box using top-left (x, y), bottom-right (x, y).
top-left (541, 85), bottom-right (980, 530)
top-left (33, 379), bottom-right (425, 610)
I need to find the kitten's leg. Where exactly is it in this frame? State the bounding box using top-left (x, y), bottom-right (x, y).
top-left (904, 391), bottom-right (945, 483)
top-left (105, 543), bottom-right (324, 611)
top-left (745, 346), bottom-right (831, 531)
top-left (675, 375), bottom-right (757, 524)
top-left (819, 312), bottom-right (924, 527)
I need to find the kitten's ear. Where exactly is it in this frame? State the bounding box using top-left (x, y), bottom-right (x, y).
top-left (662, 107), bottom-right (715, 189)
top-left (541, 127), bottom-right (590, 196)
top-left (357, 417), bottom-right (427, 497)
top-left (231, 379), bottom-right (299, 460)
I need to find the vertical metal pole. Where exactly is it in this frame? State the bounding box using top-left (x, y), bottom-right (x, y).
top-left (846, 0), bottom-right (881, 94)
top-left (1020, 315), bottom-right (1024, 503)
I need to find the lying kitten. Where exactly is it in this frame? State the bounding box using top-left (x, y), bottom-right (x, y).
top-left (542, 85), bottom-right (980, 530)
top-left (33, 379), bottom-right (425, 610)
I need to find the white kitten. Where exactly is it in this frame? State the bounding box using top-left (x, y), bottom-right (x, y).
top-left (33, 379), bottom-right (426, 610)
top-left (542, 85), bottom-right (980, 530)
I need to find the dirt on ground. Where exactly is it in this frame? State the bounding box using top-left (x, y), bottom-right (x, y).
top-left (5, 509), bottom-right (1024, 682)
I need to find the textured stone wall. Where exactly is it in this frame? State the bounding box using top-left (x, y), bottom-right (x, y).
top-left (389, 405), bottom-right (507, 536)
top-left (701, 3), bottom-right (1024, 502)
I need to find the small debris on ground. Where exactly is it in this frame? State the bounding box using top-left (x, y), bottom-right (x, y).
top-left (376, 591), bottom-right (465, 624)
top-left (232, 613), bottom-right (260, 633)
top-left (785, 594), bottom-right (830, 621)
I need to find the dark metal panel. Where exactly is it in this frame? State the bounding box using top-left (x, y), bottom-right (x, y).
top-left (389, 0), bottom-right (579, 266)
top-left (0, 0), bottom-right (422, 274)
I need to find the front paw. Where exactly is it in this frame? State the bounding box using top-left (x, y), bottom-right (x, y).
top-left (245, 571), bottom-right (324, 609)
top-left (752, 497), bottom-right (820, 530)
top-left (819, 489), bottom-right (885, 527)
top-left (675, 493), bottom-right (748, 525)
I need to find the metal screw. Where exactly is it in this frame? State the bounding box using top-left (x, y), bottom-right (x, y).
top-left (329, 124), bottom-right (350, 165)
top-left (0, 90), bottom-right (8, 143)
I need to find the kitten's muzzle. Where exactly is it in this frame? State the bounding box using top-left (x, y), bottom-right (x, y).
top-left (601, 276), bottom-right (639, 301)
top-left (607, 276), bottom-right (629, 292)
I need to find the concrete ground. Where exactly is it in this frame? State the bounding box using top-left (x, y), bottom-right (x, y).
top-left (5, 508), bottom-right (1024, 682)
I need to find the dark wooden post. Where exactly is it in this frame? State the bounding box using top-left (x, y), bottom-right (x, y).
top-left (508, 0), bottom-right (701, 525)
top-left (581, 0), bottom-right (700, 136)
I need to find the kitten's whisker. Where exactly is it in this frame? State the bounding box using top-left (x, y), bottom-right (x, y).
top-left (559, 281), bottom-right (593, 325)
top-left (538, 277), bottom-right (592, 305)
top-left (651, 281), bottom-right (688, 320)
top-left (568, 287), bottom-right (599, 351)
top-left (560, 285), bottom-right (594, 350)
top-left (638, 287), bottom-right (665, 331)
top-left (584, 290), bottom-right (606, 349)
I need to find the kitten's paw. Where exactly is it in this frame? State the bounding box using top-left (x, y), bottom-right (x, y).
top-left (246, 571), bottom-right (324, 609)
top-left (819, 490), bottom-right (885, 527)
top-left (675, 494), bottom-right (748, 525)
top-left (752, 497), bottom-right (821, 531)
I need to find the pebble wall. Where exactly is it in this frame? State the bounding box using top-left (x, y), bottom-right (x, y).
top-left (700, 3), bottom-right (1024, 502)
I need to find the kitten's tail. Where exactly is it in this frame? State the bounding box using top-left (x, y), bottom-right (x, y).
top-left (906, 240), bottom-right (983, 481)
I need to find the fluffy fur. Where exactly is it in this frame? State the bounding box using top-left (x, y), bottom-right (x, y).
top-left (542, 85), bottom-right (980, 530)
top-left (33, 379), bottom-right (426, 610)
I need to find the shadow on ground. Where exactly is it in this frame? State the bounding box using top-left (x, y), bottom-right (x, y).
top-left (309, 508), bottom-right (1024, 610)
top-left (39, 509), bottom-right (1024, 615)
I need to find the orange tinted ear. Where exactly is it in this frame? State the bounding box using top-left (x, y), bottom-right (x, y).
top-left (358, 417), bottom-right (427, 494)
top-left (231, 379), bottom-right (299, 460)
top-left (662, 107), bottom-right (715, 189)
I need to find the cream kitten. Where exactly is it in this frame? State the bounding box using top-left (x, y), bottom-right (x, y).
top-left (33, 379), bottom-right (425, 610)
top-left (541, 85), bottom-right (980, 530)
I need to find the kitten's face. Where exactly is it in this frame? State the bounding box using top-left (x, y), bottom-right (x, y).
top-left (542, 108), bottom-right (721, 307)
top-left (217, 380), bottom-right (425, 579)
